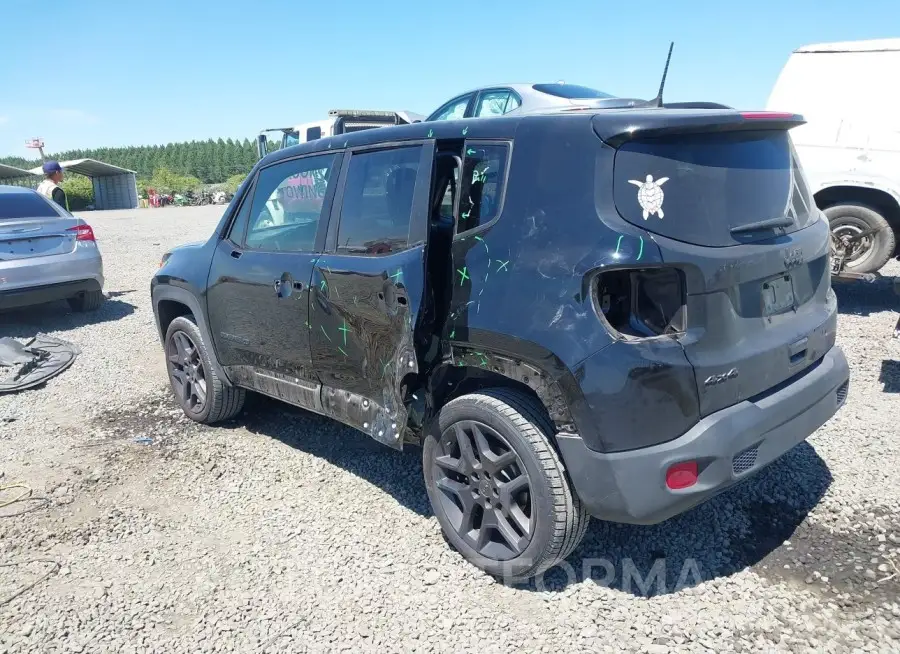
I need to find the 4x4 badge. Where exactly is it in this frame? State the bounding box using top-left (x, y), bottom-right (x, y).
top-left (628, 174), bottom-right (669, 220)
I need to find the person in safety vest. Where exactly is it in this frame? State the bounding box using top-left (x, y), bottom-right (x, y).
top-left (36, 161), bottom-right (69, 210)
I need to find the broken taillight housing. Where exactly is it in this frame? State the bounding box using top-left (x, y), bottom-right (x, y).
top-left (595, 267), bottom-right (686, 338)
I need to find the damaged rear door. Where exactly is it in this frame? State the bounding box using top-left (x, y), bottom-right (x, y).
top-left (310, 141), bottom-right (433, 448)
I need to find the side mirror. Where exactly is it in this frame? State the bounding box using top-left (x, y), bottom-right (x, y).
top-left (256, 134), bottom-right (268, 160)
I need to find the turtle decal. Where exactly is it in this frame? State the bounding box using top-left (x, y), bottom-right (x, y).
top-left (628, 174), bottom-right (670, 220)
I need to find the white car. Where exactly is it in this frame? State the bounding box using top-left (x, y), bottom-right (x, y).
top-left (0, 186), bottom-right (104, 312)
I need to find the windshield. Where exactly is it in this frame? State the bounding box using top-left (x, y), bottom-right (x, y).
top-left (0, 191), bottom-right (61, 219)
top-left (532, 83), bottom-right (614, 99)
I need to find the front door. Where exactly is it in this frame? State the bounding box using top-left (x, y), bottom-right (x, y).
top-left (206, 151), bottom-right (343, 405)
top-left (311, 143), bottom-right (433, 448)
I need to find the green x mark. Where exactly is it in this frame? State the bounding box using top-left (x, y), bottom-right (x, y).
top-left (496, 260), bottom-right (509, 272)
top-left (457, 267), bottom-right (470, 286)
top-left (338, 320), bottom-right (350, 346)
top-left (320, 325), bottom-right (331, 342)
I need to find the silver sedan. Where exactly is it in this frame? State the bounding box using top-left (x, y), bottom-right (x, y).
top-left (424, 82), bottom-right (644, 122)
top-left (0, 186), bottom-right (104, 312)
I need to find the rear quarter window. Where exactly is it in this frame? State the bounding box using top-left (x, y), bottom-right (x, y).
top-left (0, 192), bottom-right (61, 219)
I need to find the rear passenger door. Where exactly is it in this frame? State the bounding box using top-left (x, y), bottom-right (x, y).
top-left (311, 142), bottom-right (434, 448)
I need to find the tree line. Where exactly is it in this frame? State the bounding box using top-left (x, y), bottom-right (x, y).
top-left (0, 137), bottom-right (268, 185)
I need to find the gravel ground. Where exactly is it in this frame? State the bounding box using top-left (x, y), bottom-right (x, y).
top-left (1, 206), bottom-right (899, 654)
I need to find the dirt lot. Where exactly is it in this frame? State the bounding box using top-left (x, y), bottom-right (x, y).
top-left (1, 206), bottom-right (899, 653)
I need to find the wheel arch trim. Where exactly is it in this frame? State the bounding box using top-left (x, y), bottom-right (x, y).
top-left (152, 285), bottom-right (234, 387)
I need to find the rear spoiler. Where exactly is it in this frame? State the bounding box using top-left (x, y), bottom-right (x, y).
top-left (593, 110), bottom-right (805, 147)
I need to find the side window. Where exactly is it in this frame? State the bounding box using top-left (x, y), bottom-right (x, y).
top-left (457, 143), bottom-right (510, 235)
top-left (337, 146), bottom-right (421, 255)
top-left (430, 95), bottom-right (471, 121)
top-left (245, 153), bottom-right (338, 252)
top-left (474, 91), bottom-right (518, 118)
top-left (226, 185), bottom-right (253, 245)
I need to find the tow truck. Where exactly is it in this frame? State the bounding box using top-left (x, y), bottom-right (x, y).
top-left (256, 109), bottom-right (425, 159)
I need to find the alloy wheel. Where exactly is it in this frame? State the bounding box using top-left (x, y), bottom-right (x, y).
top-left (166, 330), bottom-right (208, 415)
top-left (430, 420), bottom-right (533, 561)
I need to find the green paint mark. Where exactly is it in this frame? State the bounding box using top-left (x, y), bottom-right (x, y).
top-left (304, 321), bottom-right (311, 329)
top-left (320, 279), bottom-right (327, 292)
top-left (637, 236), bottom-right (644, 261)
top-left (320, 325), bottom-right (331, 342)
top-left (472, 165), bottom-right (489, 184)
top-left (381, 360), bottom-right (390, 376)
top-left (496, 260), bottom-right (509, 272)
top-left (461, 210), bottom-right (471, 221)
top-left (339, 320), bottom-right (349, 346)
top-left (615, 234), bottom-right (624, 256)
top-left (462, 126), bottom-right (469, 136)
top-left (427, 129), bottom-right (434, 138)
top-left (390, 268), bottom-right (403, 284)
top-left (457, 360), bottom-right (465, 367)
top-left (338, 346), bottom-right (348, 357)
top-left (466, 148), bottom-right (476, 156)
top-left (457, 267), bottom-right (470, 285)
top-left (474, 235), bottom-right (489, 253)
top-left (449, 329), bottom-right (455, 339)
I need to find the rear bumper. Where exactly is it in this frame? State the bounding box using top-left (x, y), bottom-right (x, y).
top-left (0, 278), bottom-right (102, 310)
top-left (557, 345), bottom-right (850, 525)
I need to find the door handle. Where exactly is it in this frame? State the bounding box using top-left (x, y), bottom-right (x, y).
top-left (230, 250), bottom-right (242, 259)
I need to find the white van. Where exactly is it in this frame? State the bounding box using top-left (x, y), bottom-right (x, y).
top-left (767, 38), bottom-right (900, 274)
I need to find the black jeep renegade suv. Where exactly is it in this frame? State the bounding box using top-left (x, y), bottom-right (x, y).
top-left (152, 108), bottom-right (850, 581)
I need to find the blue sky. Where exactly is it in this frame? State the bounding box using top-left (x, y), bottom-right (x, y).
top-left (0, 0), bottom-right (897, 157)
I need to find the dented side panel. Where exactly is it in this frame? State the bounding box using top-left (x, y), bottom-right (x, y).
top-left (308, 254), bottom-right (423, 448)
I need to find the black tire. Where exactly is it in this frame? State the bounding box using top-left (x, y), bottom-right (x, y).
top-left (423, 388), bottom-right (588, 583)
top-left (825, 203), bottom-right (895, 274)
top-left (67, 289), bottom-right (104, 312)
top-left (164, 315), bottom-right (245, 424)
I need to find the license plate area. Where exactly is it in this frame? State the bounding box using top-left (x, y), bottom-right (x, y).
top-left (762, 274), bottom-right (795, 316)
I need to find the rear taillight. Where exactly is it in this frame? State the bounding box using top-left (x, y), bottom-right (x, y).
top-left (595, 267), bottom-right (686, 338)
top-left (67, 224), bottom-right (95, 242)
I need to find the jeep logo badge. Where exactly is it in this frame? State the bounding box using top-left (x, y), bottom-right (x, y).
top-left (783, 247), bottom-right (804, 270)
top-left (704, 368), bottom-right (739, 387)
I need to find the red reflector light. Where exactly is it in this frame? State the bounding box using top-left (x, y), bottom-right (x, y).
top-left (67, 224), bottom-right (95, 242)
top-left (741, 111), bottom-right (795, 120)
top-left (666, 461), bottom-right (698, 490)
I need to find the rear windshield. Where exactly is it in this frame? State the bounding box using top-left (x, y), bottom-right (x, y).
top-left (613, 130), bottom-right (810, 247)
top-left (533, 83), bottom-right (613, 99)
top-left (0, 192), bottom-right (60, 220)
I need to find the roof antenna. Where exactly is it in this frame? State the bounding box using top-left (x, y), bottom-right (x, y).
top-left (651, 42), bottom-right (675, 108)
